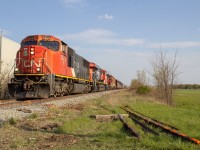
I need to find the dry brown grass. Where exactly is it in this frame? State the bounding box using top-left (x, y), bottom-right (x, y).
top-left (60, 103), bottom-right (85, 111)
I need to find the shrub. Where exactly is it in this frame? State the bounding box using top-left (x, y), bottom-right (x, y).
top-left (136, 86), bottom-right (151, 95)
top-left (9, 117), bottom-right (17, 125)
top-left (130, 79), bottom-right (143, 90)
top-left (29, 113), bottom-right (38, 119)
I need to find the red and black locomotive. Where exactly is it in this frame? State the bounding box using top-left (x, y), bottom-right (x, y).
top-left (8, 35), bottom-right (124, 99)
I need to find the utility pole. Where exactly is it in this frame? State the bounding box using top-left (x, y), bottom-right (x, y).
top-left (0, 31), bottom-right (2, 99)
top-left (0, 30), bottom-right (2, 74)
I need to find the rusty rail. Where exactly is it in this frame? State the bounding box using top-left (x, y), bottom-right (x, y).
top-left (121, 106), bottom-right (200, 145)
top-left (124, 106), bottom-right (179, 130)
top-left (118, 114), bottom-right (140, 138)
top-left (130, 114), bottom-right (159, 136)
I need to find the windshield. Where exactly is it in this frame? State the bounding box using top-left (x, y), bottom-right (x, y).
top-left (39, 40), bottom-right (59, 51)
top-left (21, 41), bottom-right (37, 47)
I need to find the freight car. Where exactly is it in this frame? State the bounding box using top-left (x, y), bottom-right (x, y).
top-left (8, 35), bottom-right (123, 99)
top-left (116, 80), bottom-right (124, 89)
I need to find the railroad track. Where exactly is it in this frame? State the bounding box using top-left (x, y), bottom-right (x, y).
top-left (0, 94), bottom-right (84, 108)
top-left (0, 99), bottom-right (46, 108)
top-left (121, 106), bottom-right (200, 145)
top-left (0, 90), bottom-right (121, 109)
top-left (0, 100), bottom-right (17, 105)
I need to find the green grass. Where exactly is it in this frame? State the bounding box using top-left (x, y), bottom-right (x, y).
top-left (8, 117), bottom-right (17, 125)
top-left (50, 89), bottom-right (200, 149)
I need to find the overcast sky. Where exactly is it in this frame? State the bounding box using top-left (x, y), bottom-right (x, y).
top-left (1, 0), bottom-right (200, 85)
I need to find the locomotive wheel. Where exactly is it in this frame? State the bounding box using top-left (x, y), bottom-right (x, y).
top-left (60, 92), bottom-right (64, 97)
top-left (53, 92), bottom-right (58, 97)
top-left (64, 90), bottom-right (70, 96)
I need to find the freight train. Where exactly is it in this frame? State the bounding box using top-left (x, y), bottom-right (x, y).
top-left (8, 35), bottom-right (124, 99)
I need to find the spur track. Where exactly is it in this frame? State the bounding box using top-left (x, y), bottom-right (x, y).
top-left (121, 106), bottom-right (200, 145)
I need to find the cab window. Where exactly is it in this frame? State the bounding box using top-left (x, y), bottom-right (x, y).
top-left (21, 41), bottom-right (37, 47)
top-left (39, 40), bottom-right (59, 51)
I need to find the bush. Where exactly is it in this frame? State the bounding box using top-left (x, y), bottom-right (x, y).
top-left (29, 113), bottom-right (38, 119)
top-left (136, 86), bottom-right (151, 95)
top-left (130, 79), bottom-right (143, 90)
top-left (9, 117), bottom-right (17, 125)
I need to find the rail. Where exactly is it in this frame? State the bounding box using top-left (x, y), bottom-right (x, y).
top-left (118, 114), bottom-right (140, 138)
top-left (124, 106), bottom-right (179, 130)
top-left (121, 106), bottom-right (200, 145)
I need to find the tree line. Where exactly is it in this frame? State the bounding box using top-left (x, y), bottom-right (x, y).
top-left (174, 84), bottom-right (200, 89)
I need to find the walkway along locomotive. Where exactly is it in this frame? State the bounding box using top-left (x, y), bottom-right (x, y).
top-left (8, 35), bottom-right (124, 99)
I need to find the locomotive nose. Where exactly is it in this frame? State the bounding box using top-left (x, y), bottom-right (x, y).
top-left (16, 46), bottom-right (45, 74)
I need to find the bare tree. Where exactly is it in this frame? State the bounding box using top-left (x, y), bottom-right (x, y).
top-left (151, 49), bottom-right (179, 105)
top-left (136, 70), bottom-right (148, 86)
top-left (130, 70), bottom-right (147, 89)
top-left (0, 61), bottom-right (12, 99)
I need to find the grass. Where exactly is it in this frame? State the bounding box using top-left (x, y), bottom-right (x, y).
top-left (1, 89), bottom-right (200, 149)
top-left (8, 117), bottom-right (17, 125)
top-left (52, 89), bottom-right (200, 149)
top-left (28, 113), bottom-right (38, 119)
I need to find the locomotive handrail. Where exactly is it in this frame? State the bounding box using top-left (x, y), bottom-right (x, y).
top-left (15, 58), bottom-right (23, 68)
top-left (43, 58), bottom-right (54, 74)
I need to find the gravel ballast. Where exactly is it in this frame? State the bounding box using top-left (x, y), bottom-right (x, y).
top-left (0, 90), bottom-right (119, 122)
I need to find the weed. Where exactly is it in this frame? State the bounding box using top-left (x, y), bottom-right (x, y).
top-left (10, 137), bottom-right (26, 149)
top-left (29, 113), bottom-right (38, 119)
top-left (9, 117), bottom-right (17, 125)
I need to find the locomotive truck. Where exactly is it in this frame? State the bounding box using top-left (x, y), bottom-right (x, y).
top-left (8, 35), bottom-right (123, 99)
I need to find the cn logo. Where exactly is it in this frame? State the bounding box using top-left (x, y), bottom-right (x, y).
top-left (24, 60), bottom-right (41, 67)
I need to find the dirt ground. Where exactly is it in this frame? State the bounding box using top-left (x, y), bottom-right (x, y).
top-left (0, 108), bottom-right (80, 150)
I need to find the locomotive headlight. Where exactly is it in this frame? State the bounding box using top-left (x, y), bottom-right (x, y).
top-left (15, 68), bottom-right (19, 72)
top-left (36, 67), bottom-right (41, 72)
top-left (30, 47), bottom-right (35, 55)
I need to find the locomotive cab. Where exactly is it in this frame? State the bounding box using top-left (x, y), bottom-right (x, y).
top-left (8, 35), bottom-right (69, 99)
top-left (14, 35), bottom-right (67, 74)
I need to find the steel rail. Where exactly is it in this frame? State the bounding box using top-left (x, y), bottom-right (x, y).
top-left (130, 115), bottom-right (159, 136)
top-left (121, 106), bottom-right (200, 145)
top-left (118, 114), bottom-right (140, 138)
top-left (124, 106), bottom-right (179, 130)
